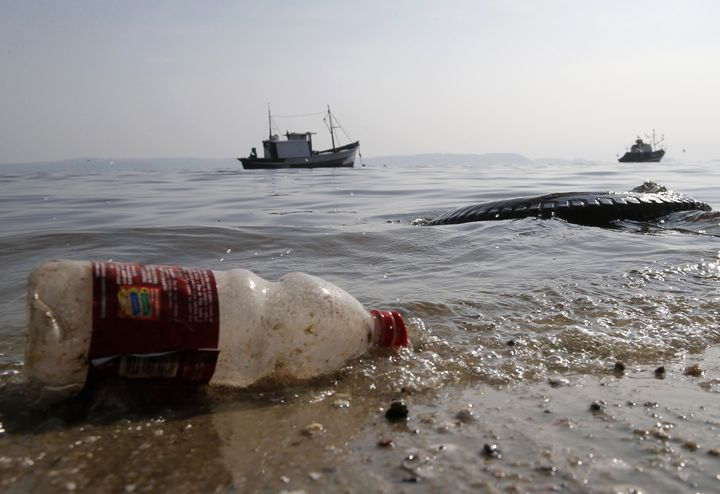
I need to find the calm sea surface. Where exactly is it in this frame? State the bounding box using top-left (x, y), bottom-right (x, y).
top-left (1, 159), bottom-right (719, 492)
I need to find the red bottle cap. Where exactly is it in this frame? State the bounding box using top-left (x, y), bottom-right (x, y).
top-left (370, 309), bottom-right (409, 348)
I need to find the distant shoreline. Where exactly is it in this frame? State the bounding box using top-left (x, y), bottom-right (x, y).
top-left (0, 153), bottom-right (600, 172)
top-left (0, 153), bottom-right (706, 172)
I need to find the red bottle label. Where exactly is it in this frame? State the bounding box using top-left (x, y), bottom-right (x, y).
top-left (90, 262), bottom-right (220, 383)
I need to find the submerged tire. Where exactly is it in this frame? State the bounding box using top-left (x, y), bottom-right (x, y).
top-left (428, 192), bottom-right (712, 227)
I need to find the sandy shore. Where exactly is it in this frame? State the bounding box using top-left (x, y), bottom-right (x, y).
top-left (1, 347), bottom-right (719, 493)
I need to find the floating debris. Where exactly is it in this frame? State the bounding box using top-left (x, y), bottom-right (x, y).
top-left (589, 401), bottom-right (605, 414)
top-left (631, 181), bottom-right (668, 193)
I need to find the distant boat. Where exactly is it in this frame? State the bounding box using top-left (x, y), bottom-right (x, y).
top-left (618, 131), bottom-right (665, 163)
top-left (239, 106), bottom-right (360, 169)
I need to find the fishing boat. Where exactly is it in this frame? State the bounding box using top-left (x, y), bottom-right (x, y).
top-left (618, 131), bottom-right (665, 163)
top-left (239, 106), bottom-right (360, 169)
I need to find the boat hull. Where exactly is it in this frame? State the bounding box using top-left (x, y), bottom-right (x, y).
top-left (239, 142), bottom-right (359, 169)
top-left (618, 149), bottom-right (665, 163)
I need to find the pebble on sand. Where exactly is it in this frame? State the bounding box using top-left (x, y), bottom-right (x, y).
top-left (302, 423), bottom-right (325, 437)
top-left (548, 377), bottom-right (570, 388)
top-left (482, 443), bottom-right (501, 459)
top-left (377, 438), bottom-right (396, 448)
top-left (613, 361), bottom-right (626, 375)
top-left (455, 405), bottom-right (478, 424)
top-left (385, 400), bottom-right (409, 422)
top-left (684, 363), bottom-right (703, 377)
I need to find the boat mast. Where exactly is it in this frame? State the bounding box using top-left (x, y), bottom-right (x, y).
top-left (267, 104), bottom-right (273, 139)
top-left (327, 105), bottom-right (336, 151)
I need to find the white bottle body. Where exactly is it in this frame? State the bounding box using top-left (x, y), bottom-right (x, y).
top-left (212, 268), bottom-right (376, 387)
top-left (25, 260), bottom-right (396, 394)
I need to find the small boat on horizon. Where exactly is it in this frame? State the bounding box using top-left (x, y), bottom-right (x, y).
top-left (238, 106), bottom-right (360, 170)
top-left (618, 130), bottom-right (665, 163)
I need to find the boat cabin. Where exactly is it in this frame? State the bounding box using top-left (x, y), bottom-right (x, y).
top-left (262, 132), bottom-right (314, 159)
top-left (630, 139), bottom-right (652, 153)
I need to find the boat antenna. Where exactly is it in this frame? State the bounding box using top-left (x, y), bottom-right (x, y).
top-left (267, 104), bottom-right (272, 139)
top-left (327, 105), bottom-right (336, 151)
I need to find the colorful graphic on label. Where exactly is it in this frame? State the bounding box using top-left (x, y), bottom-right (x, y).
top-left (117, 286), bottom-right (160, 319)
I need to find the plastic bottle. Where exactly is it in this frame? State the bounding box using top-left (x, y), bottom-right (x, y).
top-left (25, 260), bottom-right (408, 394)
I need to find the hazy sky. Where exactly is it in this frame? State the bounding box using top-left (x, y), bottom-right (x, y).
top-left (1, 0), bottom-right (719, 163)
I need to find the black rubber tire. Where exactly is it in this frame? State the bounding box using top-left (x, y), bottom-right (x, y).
top-left (428, 192), bottom-right (712, 227)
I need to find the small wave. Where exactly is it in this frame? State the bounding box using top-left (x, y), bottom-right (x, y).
top-left (640, 210), bottom-right (720, 236)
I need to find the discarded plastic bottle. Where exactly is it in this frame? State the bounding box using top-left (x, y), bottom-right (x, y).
top-left (25, 260), bottom-right (408, 394)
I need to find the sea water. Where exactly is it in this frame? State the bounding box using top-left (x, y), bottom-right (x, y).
top-left (1, 158), bottom-right (719, 492)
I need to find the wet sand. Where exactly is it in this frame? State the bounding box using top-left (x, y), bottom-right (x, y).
top-left (2, 347), bottom-right (719, 493)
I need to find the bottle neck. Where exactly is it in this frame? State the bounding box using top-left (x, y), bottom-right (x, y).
top-left (370, 309), bottom-right (408, 348)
